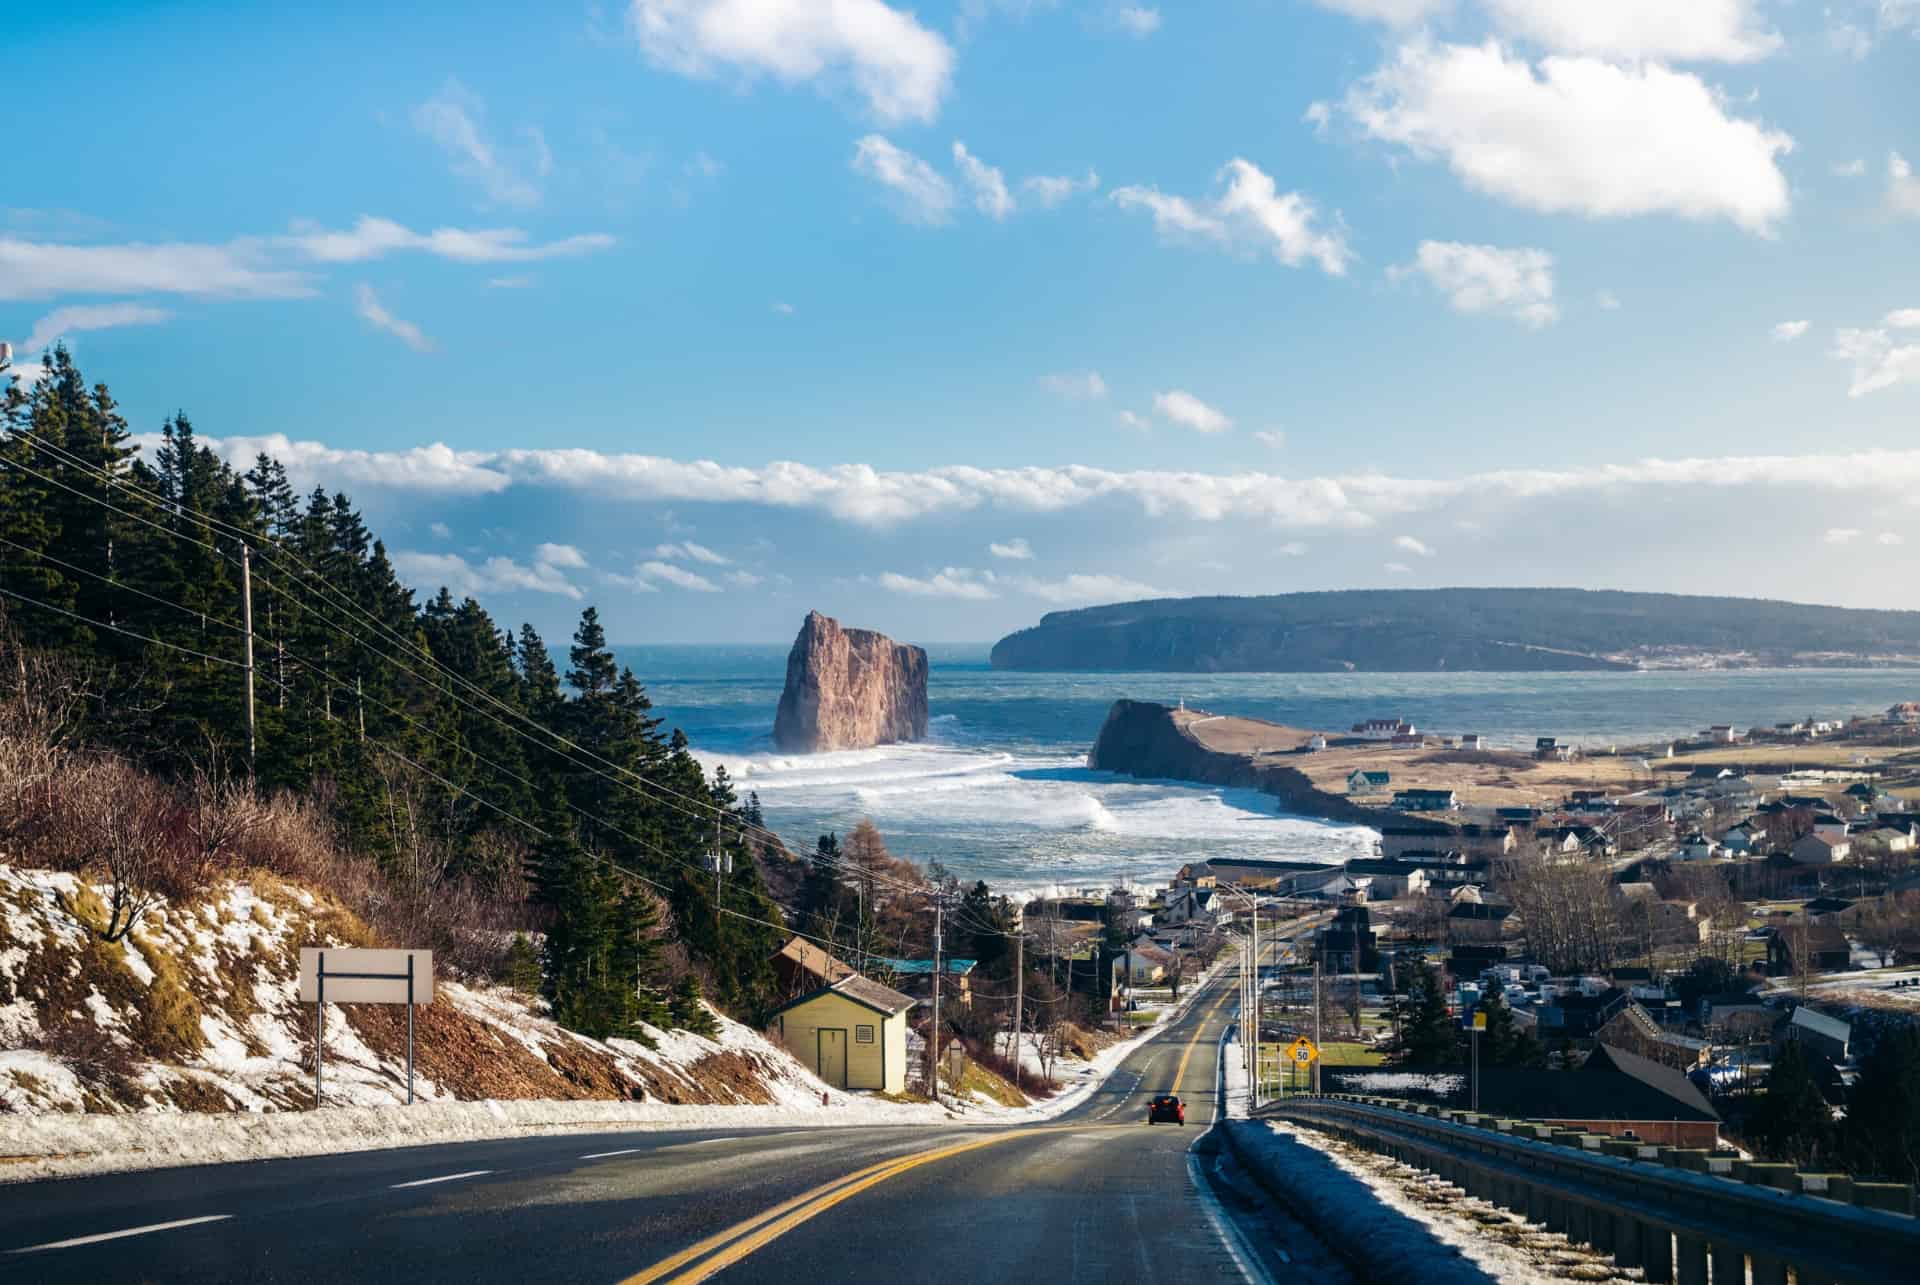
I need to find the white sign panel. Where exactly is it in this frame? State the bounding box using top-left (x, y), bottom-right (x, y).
top-left (299, 948), bottom-right (433, 1005)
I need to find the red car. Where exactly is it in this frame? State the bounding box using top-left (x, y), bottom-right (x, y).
top-left (1146, 1094), bottom-right (1186, 1125)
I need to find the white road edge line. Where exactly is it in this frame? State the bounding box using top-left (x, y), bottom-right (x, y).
top-left (391, 1170), bottom-right (493, 1189)
top-left (580, 1149), bottom-right (643, 1160)
top-left (1188, 1019), bottom-right (1276, 1285)
top-left (9, 1215), bottom-right (233, 1254)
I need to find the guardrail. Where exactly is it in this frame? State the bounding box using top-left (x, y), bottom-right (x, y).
top-left (1257, 1095), bottom-right (1919, 1285)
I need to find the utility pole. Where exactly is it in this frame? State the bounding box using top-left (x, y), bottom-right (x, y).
top-left (929, 895), bottom-right (944, 1101)
top-left (240, 544), bottom-right (257, 772)
top-left (1313, 956), bottom-right (1324, 1097)
top-left (1011, 932), bottom-right (1024, 1092)
top-left (355, 675), bottom-right (365, 743)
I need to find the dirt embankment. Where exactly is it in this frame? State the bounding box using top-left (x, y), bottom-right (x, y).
top-left (1086, 700), bottom-right (1378, 826)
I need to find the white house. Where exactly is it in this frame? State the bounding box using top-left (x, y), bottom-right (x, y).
top-left (1705, 725), bottom-right (1739, 743)
top-left (1719, 824), bottom-right (1759, 855)
top-left (1459, 734), bottom-right (1487, 751)
top-left (1680, 833), bottom-right (1720, 861)
top-left (1305, 734), bottom-right (1328, 752)
top-left (1791, 832), bottom-right (1852, 866)
top-left (1353, 718), bottom-right (1414, 740)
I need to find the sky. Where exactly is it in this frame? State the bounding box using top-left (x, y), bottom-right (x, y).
top-left (5, 0), bottom-right (1920, 646)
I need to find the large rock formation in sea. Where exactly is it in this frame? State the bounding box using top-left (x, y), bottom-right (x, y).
top-left (772, 611), bottom-right (929, 753)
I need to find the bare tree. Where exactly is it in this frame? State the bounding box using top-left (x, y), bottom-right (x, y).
top-left (52, 756), bottom-right (177, 942)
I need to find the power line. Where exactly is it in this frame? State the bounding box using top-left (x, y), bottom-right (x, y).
top-left (0, 583), bottom-right (248, 671)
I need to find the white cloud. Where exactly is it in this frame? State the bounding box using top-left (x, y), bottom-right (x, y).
top-left (1040, 370), bottom-right (1108, 400)
top-left (391, 550), bottom-right (584, 599)
top-left (19, 302), bottom-right (171, 354)
top-left (412, 79), bottom-right (545, 208)
top-left (879, 567), bottom-right (997, 599)
top-left (1890, 153), bottom-right (1920, 217)
top-left (1113, 6), bottom-right (1161, 36)
top-left (1825, 528), bottom-right (1863, 544)
top-left (628, 0), bottom-right (954, 124)
top-left (1014, 572), bottom-right (1164, 604)
top-left (1480, 0), bottom-right (1781, 62)
top-left (1253, 430), bottom-right (1286, 448)
top-left (354, 284), bottom-right (434, 352)
top-left (1021, 170), bottom-right (1100, 209)
top-left (1335, 41), bottom-right (1794, 235)
top-left (1277, 541), bottom-right (1308, 556)
top-left (1830, 23), bottom-right (1873, 60)
top-left (1384, 560), bottom-right (1414, 574)
top-left (1392, 241), bottom-right (1557, 328)
top-left (1308, 0), bottom-right (1450, 24)
top-left (1771, 320), bottom-right (1810, 342)
top-left (1153, 389), bottom-right (1232, 433)
top-left (851, 136), bottom-right (954, 225)
top-left (725, 569), bottom-right (763, 588)
top-left (0, 237), bottom-right (309, 301)
top-left (654, 540), bottom-right (731, 564)
top-left (1117, 409), bottom-right (1150, 430)
top-left (1832, 310), bottom-right (1920, 397)
top-left (639, 559), bottom-right (722, 592)
top-left (772, 300), bottom-right (796, 315)
top-left (1596, 290), bottom-right (1621, 311)
top-left (1880, 532), bottom-right (1906, 546)
top-left (952, 142), bottom-right (1014, 219)
top-left (178, 434), bottom-right (1920, 536)
top-left (1394, 534), bottom-right (1436, 557)
top-left (285, 217), bottom-right (613, 265)
top-left (533, 542), bottom-right (589, 569)
top-left (989, 538), bottom-right (1034, 560)
top-left (429, 522), bottom-right (452, 539)
top-left (1833, 157), bottom-right (1868, 178)
top-left (1113, 159), bottom-right (1350, 275)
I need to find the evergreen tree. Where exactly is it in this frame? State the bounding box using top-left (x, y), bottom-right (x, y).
top-left (1750, 1041), bottom-right (1837, 1167)
top-left (1840, 1028), bottom-right (1920, 1183)
top-left (1475, 989), bottom-right (1544, 1067)
top-left (1391, 957), bottom-right (1460, 1065)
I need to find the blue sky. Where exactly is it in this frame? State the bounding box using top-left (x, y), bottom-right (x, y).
top-left (6, 1), bottom-right (1920, 644)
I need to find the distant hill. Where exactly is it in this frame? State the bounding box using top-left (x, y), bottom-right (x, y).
top-left (987, 588), bottom-right (1920, 673)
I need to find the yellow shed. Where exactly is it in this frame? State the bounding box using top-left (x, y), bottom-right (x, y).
top-left (771, 974), bottom-right (915, 1094)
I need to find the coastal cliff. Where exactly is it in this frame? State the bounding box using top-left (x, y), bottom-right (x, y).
top-left (992, 588), bottom-right (1920, 672)
top-left (1086, 699), bottom-right (1378, 826)
top-left (772, 611), bottom-right (929, 753)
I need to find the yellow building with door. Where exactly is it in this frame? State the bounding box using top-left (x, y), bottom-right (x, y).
top-left (770, 973), bottom-right (914, 1094)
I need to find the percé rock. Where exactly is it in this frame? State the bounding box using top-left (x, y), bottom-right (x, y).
top-left (772, 611), bottom-right (929, 753)
top-left (1086, 699), bottom-right (1377, 826)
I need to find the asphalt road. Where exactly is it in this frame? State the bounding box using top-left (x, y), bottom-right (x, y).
top-left (1, 950), bottom-right (1348, 1285)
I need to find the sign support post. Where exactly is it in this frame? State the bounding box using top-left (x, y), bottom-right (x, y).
top-left (301, 948), bottom-right (433, 1110)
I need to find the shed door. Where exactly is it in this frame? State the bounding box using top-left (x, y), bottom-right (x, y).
top-left (818, 1028), bottom-right (848, 1088)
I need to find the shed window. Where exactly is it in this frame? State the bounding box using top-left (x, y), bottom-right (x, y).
top-left (855, 1024), bottom-right (876, 1044)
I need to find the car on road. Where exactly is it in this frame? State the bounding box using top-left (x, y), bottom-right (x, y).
top-left (1146, 1094), bottom-right (1186, 1125)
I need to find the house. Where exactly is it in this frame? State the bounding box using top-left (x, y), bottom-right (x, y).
top-left (1596, 1001), bottom-right (1711, 1071)
top-left (1342, 858), bottom-right (1430, 899)
top-left (1447, 900), bottom-right (1513, 943)
top-left (1868, 826), bottom-right (1916, 854)
top-left (1392, 788), bottom-right (1459, 812)
top-left (1382, 821), bottom-right (1513, 859)
top-left (1390, 733), bottom-right (1425, 749)
top-left (1719, 823), bottom-right (1759, 855)
top-left (1769, 920), bottom-right (1852, 975)
top-left (1790, 832), bottom-right (1851, 866)
top-left (1705, 724), bottom-right (1739, 743)
top-left (770, 973), bottom-right (916, 1093)
top-left (1680, 832), bottom-right (1719, 861)
top-left (1353, 718), bottom-right (1414, 740)
top-left (1347, 769), bottom-right (1393, 794)
top-left (1186, 857), bottom-right (1349, 896)
top-left (1535, 737), bottom-right (1575, 761)
top-left (1888, 702), bottom-right (1920, 724)
top-left (1640, 900), bottom-right (1712, 946)
top-left (1496, 806), bottom-right (1541, 826)
top-left (1535, 987), bottom-right (1630, 1039)
top-left (1782, 1006), bottom-right (1852, 1064)
top-left (1161, 885), bottom-right (1225, 927)
top-left (772, 935), bottom-right (856, 999)
top-left (1699, 992), bottom-right (1772, 1039)
top-left (1803, 896), bottom-right (1854, 921)
top-left (1305, 734), bottom-right (1328, 752)
top-left (1460, 734), bottom-right (1488, 751)
top-left (1813, 813), bottom-right (1850, 839)
top-left (1112, 942), bottom-right (1171, 988)
top-left (876, 956), bottom-right (978, 1008)
top-left (1319, 1043), bottom-right (1722, 1147)
top-left (1315, 905), bottom-right (1380, 974)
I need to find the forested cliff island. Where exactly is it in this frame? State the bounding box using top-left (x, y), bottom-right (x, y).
top-left (989, 588), bottom-right (1920, 673)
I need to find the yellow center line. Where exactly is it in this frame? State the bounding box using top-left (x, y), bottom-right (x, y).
top-left (1170, 985), bottom-right (1237, 1094)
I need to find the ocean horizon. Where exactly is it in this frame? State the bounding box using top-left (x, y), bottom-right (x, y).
top-left (615, 645), bottom-right (1920, 894)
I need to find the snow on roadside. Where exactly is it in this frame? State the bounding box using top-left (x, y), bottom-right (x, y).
top-left (1242, 1121), bottom-right (1635, 1284)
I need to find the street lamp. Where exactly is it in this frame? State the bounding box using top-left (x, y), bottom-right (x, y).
top-left (1216, 885), bottom-right (1262, 1109)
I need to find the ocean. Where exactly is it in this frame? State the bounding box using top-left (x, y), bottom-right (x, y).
top-left (617, 644), bottom-right (1920, 894)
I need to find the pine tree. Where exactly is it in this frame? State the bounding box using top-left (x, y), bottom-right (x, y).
top-left (1750, 1041), bottom-right (1837, 1167)
top-left (670, 974), bottom-right (719, 1038)
top-left (1840, 1028), bottom-right (1920, 1182)
top-left (1475, 989), bottom-right (1544, 1067)
top-left (1391, 958), bottom-right (1460, 1065)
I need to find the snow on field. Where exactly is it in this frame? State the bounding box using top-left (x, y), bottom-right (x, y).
top-left (1238, 1121), bottom-right (1636, 1284)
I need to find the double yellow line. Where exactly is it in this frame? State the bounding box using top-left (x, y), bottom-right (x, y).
top-left (620, 1131), bottom-right (1042, 1285)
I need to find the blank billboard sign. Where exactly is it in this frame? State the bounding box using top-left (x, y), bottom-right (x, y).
top-left (298, 948), bottom-right (433, 1005)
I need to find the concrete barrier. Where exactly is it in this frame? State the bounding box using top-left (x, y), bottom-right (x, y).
top-left (1260, 1097), bottom-right (1920, 1285)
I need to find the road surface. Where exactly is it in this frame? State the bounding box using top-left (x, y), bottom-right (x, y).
top-left (1, 949), bottom-right (1347, 1284)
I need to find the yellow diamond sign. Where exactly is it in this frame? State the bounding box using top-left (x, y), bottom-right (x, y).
top-left (1286, 1036), bottom-right (1319, 1065)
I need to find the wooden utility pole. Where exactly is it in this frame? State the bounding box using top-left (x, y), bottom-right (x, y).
top-left (929, 897), bottom-right (944, 1100)
top-left (1011, 932), bottom-right (1024, 1092)
top-left (1312, 957), bottom-right (1324, 1096)
top-left (355, 676), bottom-right (365, 743)
top-left (240, 544), bottom-right (257, 771)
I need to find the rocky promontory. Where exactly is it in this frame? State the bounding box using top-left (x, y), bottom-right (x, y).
top-left (1086, 699), bottom-right (1376, 825)
top-left (772, 611), bottom-right (929, 753)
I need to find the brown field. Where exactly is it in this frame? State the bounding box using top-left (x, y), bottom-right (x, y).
top-left (1172, 707), bottom-right (1920, 811)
